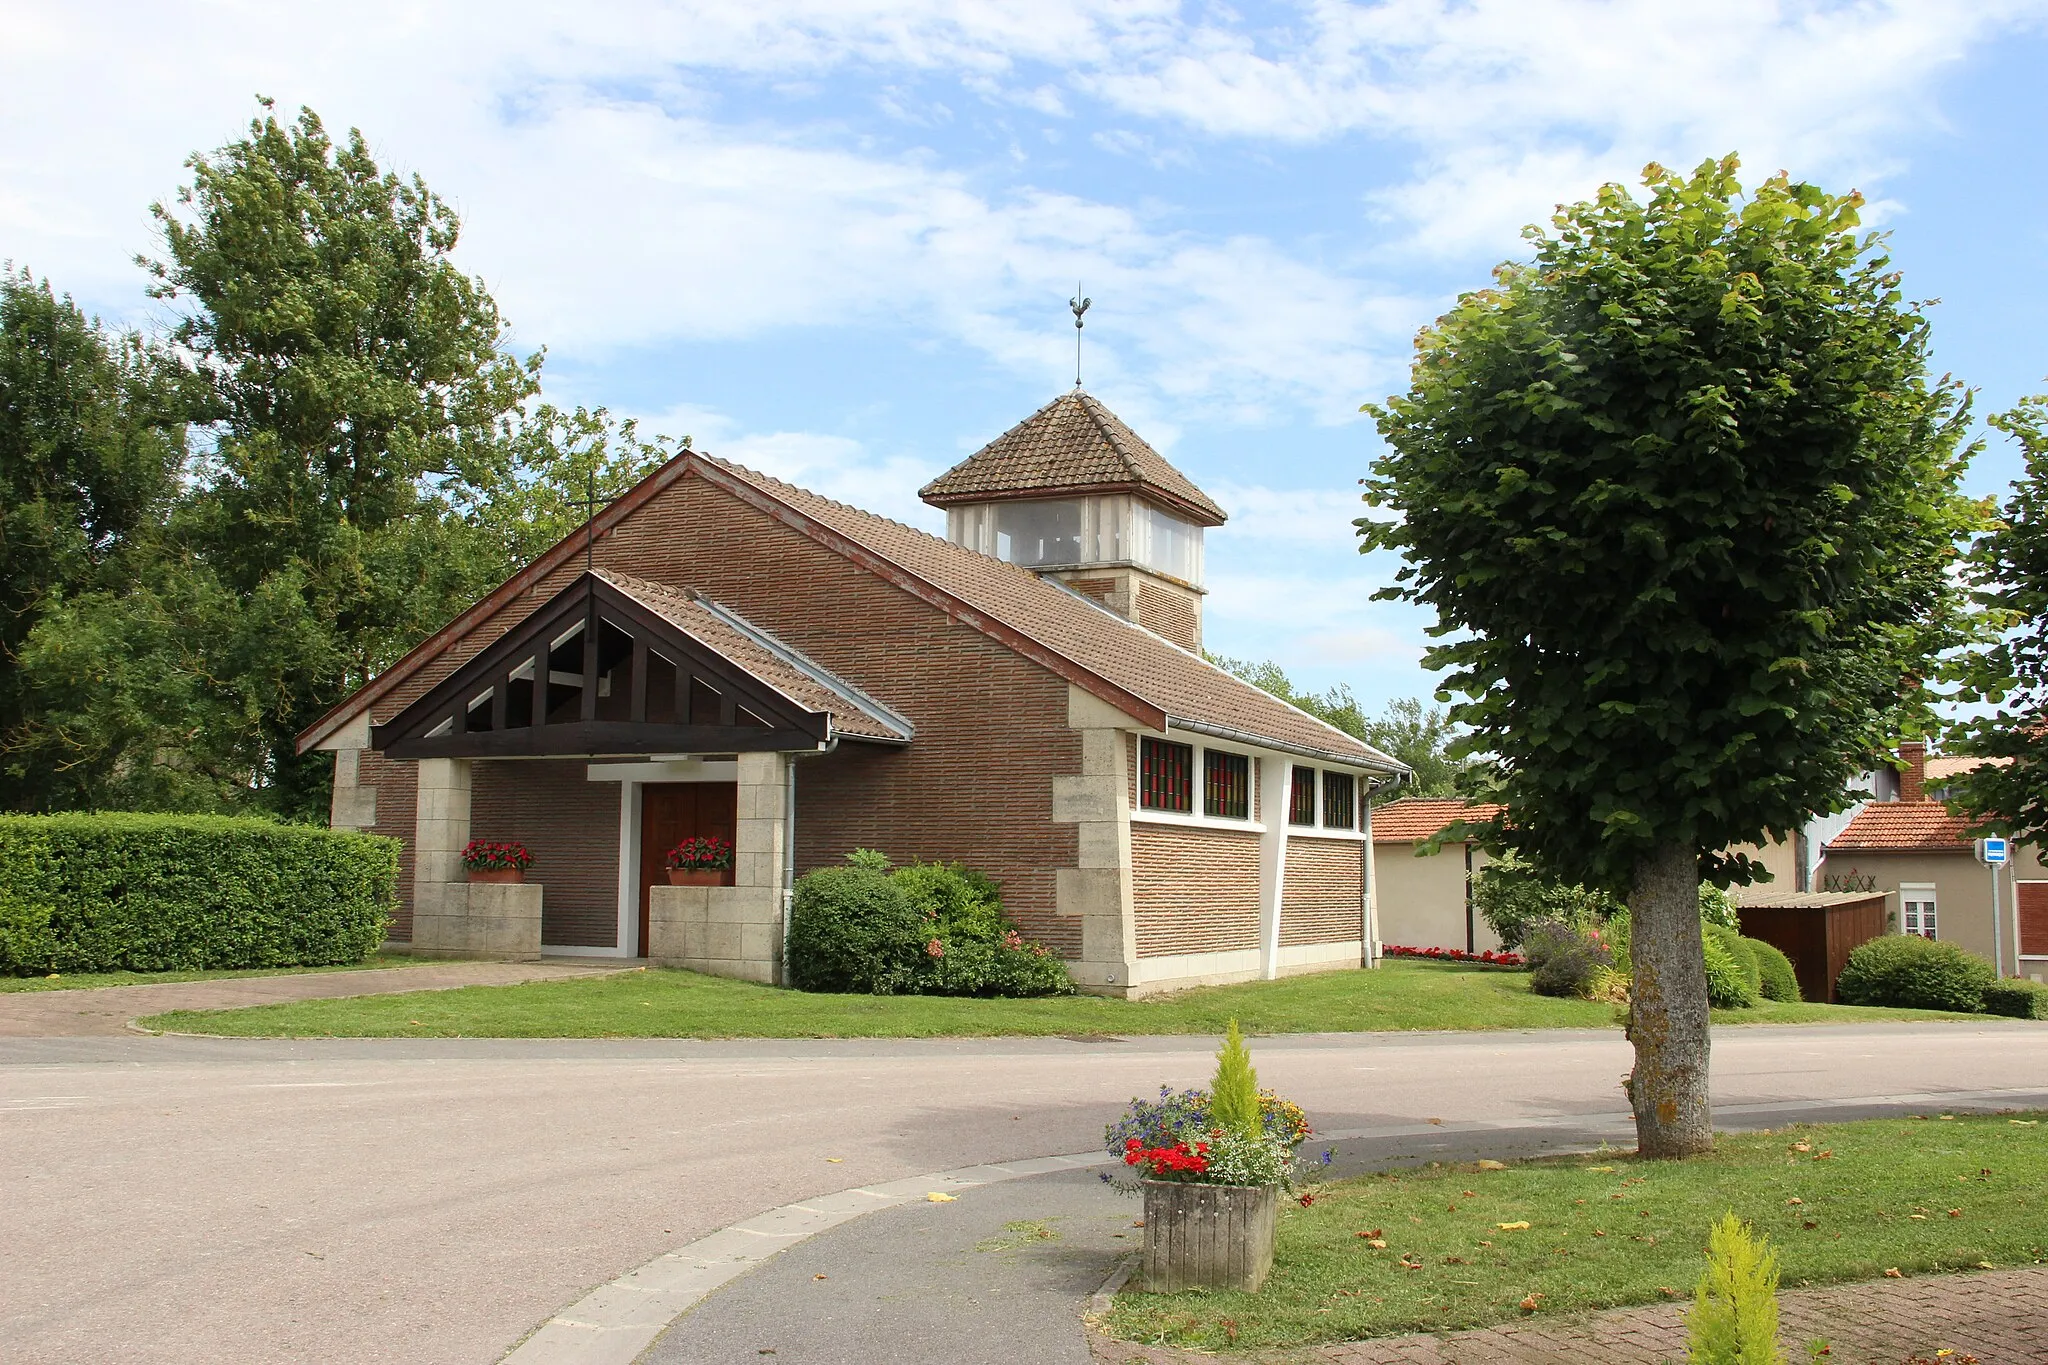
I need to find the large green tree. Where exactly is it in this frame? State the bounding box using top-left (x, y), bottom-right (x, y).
top-left (0, 271), bottom-right (190, 809)
top-left (141, 100), bottom-right (545, 817)
top-left (1947, 395), bottom-right (2048, 843)
top-left (1361, 157), bottom-right (1981, 1156)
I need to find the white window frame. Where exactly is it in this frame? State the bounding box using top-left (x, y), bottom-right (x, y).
top-left (1900, 883), bottom-right (1938, 940)
top-left (1128, 731), bottom-right (1374, 842)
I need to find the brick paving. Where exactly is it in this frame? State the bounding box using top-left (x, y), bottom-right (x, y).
top-left (1090, 1265), bottom-right (2048, 1364)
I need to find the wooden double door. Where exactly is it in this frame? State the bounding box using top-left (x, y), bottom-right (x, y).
top-left (638, 782), bottom-right (737, 956)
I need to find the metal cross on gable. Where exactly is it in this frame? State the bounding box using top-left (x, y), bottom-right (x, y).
top-left (567, 469), bottom-right (622, 575)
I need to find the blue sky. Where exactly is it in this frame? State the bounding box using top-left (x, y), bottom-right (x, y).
top-left (4, 1), bottom-right (2045, 715)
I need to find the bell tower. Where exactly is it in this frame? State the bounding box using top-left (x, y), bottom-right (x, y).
top-left (919, 392), bottom-right (1226, 653)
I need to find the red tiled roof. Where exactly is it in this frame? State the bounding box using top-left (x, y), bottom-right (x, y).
top-left (595, 570), bottom-right (912, 744)
top-left (704, 455), bottom-right (1399, 770)
top-left (298, 447), bottom-right (1405, 771)
top-left (1371, 798), bottom-right (1504, 842)
top-left (1925, 755), bottom-right (2010, 782)
top-left (918, 391), bottom-right (1228, 526)
top-left (1826, 802), bottom-right (1974, 853)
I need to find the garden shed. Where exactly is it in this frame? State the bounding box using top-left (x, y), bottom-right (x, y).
top-left (1734, 888), bottom-right (1889, 1004)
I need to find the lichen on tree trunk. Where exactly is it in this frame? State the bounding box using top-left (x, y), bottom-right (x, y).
top-left (1626, 839), bottom-right (1713, 1158)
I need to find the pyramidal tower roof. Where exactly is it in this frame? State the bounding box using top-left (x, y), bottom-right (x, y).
top-left (919, 391), bottom-right (1227, 526)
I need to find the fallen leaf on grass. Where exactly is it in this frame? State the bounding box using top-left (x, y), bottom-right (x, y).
top-left (1948, 1209), bottom-right (1962, 1218)
top-left (1657, 1286), bottom-right (1680, 1298)
top-left (1977, 1261), bottom-right (1995, 1270)
top-left (1496, 1221), bottom-right (1531, 1231)
top-left (2010, 1119), bottom-right (2038, 1127)
top-left (1884, 1268), bottom-right (1903, 1278)
top-left (1362, 1238), bottom-right (1388, 1250)
top-left (1791, 1141), bottom-right (1812, 1153)
top-left (1587, 1166), bottom-right (1615, 1173)
top-left (1476, 1159), bottom-right (1507, 1170)
top-left (1786, 1197), bottom-right (1803, 1205)
top-left (1814, 1150), bottom-right (1834, 1160)
top-left (1803, 1221), bottom-right (1819, 1230)
top-left (1461, 1190), bottom-right (1476, 1198)
top-left (1518, 1293), bottom-right (1543, 1313)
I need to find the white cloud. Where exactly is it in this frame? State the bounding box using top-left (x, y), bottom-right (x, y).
top-left (1081, 0), bottom-right (2048, 255)
top-left (1208, 482), bottom-right (1373, 546)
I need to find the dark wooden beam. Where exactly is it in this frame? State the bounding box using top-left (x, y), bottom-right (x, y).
top-left (380, 721), bottom-right (827, 760)
top-left (629, 639), bottom-right (648, 723)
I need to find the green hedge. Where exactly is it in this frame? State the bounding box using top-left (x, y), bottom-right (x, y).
top-left (1982, 979), bottom-right (2048, 1020)
top-left (1836, 934), bottom-right (1993, 1013)
top-left (0, 813), bottom-right (396, 975)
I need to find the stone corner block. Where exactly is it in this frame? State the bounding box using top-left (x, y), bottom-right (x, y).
top-left (1051, 775), bottom-right (1122, 825)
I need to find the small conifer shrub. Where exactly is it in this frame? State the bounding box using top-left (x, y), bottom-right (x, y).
top-left (1684, 1213), bottom-right (1785, 1365)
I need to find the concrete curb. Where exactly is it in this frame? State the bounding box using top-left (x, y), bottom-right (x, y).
top-left (501, 1152), bottom-right (1113, 1365)
top-left (500, 1084), bottom-right (2048, 1365)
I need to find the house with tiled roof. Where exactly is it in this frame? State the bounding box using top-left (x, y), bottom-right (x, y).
top-left (302, 392), bottom-right (1407, 996)
top-left (1816, 742), bottom-right (2046, 979)
top-left (1367, 798), bottom-right (1508, 954)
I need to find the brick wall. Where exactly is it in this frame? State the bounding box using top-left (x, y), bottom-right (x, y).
top-left (1281, 836), bottom-right (1364, 946)
top-left (471, 759), bottom-right (622, 948)
top-left (1131, 824), bottom-right (1260, 957)
top-left (357, 750), bottom-right (417, 941)
top-left (345, 469), bottom-right (1081, 954)
top-left (1136, 581), bottom-right (1197, 652)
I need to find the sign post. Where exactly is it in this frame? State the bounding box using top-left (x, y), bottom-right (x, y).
top-left (1979, 837), bottom-right (2011, 977)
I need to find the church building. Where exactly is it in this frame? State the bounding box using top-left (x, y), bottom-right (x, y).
top-left (299, 391), bottom-right (1406, 996)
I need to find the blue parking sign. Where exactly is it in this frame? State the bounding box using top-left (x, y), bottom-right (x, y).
top-left (1978, 836), bottom-right (2009, 866)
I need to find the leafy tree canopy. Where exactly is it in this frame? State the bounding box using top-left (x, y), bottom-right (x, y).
top-left (0, 271), bottom-right (191, 809)
top-left (1360, 155), bottom-right (1982, 1157)
top-left (1361, 156), bottom-right (1983, 894)
top-left (4, 102), bottom-right (683, 819)
top-left (1947, 395), bottom-right (2048, 843)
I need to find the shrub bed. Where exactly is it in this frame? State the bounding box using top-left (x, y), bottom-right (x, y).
top-left (1836, 934), bottom-right (1993, 1012)
top-left (786, 851), bottom-right (1072, 997)
top-left (0, 813), bottom-right (396, 974)
top-left (1981, 978), bottom-right (2048, 1019)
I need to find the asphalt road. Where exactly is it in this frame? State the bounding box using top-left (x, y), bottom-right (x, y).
top-left (6, 1022), bottom-right (2046, 1365)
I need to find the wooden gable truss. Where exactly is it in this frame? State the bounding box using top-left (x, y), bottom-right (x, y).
top-left (371, 573), bottom-right (834, 759)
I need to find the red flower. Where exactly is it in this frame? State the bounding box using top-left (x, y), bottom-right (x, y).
top-left (926, 938), bottom-right (945, 959)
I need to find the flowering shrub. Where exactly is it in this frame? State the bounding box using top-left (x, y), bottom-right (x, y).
top-left (1381, 944), bottom-right (1524, 967)
top-left (1105, 1084), bottom-right (1322, 1190)
top-left (461, 840), bottom-right (532, 873)
top-left (666, 836), bottom-right (734, 871)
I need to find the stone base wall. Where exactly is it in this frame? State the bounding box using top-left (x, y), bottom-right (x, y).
top-left (411, 882), bottom-right (542, 961)
top-left (648, 885), bottom-right (782, 984)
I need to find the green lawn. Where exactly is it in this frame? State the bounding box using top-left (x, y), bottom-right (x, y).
top-left (140, 958), bottom-right (1975, 1038)
top-left (1, 952), bottom-right (424, 994)
top-left (1103, 1113), bottom-right (2048, 1352)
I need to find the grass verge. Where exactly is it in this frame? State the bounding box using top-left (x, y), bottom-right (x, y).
top-left (1, 952), bottom-right (423, 994)
top-left (139, 958), bottom-right (1975, 1037)
top-left (1102, 1113), bottom-right (2048, 1352)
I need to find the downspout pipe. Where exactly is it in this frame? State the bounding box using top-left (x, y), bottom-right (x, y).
top-left (782, 737), bottom-right (836, 986)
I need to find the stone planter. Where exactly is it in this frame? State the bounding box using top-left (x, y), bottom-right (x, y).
top-left (666, 868), bottom-right (726, 887)
top-left (1141, 1179), bottom-right (1278, 1292)
top-left (465, 867), bottom-right (526, 885)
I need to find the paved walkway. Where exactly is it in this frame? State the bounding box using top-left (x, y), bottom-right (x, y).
top-left (5, 1025), bottom-right (2045, 1363)
top-left (0, 959), bottom-right (625, 1036)
top-left (1088, 1264), bottom-right (2048, 1364)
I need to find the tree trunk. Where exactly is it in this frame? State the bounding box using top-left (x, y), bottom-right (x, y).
top-left (1626, 839), bottom-right (1713, 1158)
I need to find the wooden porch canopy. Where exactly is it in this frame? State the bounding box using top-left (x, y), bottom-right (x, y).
top-left (371, 570), bottom-right (912, 760)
